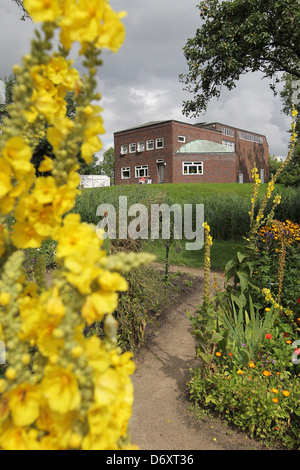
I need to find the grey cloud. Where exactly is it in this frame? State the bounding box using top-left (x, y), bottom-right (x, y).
top-left (0, 0), bottom-right (292, 159)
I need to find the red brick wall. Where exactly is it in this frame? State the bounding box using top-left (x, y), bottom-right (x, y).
top-left (173, 153), bottom-right (237, 184)
top-left (114, 121), bottom-right (174, 185)
top-left (213, 123), bottom-right (269, 183)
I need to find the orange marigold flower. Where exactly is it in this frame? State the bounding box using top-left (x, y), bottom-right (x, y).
top-left (248, 362), bottom-right (255, 368)
top-left (216, 352), bottom-right (221, 357)
top-left (271, 388), bottom-right (279, 393)
top-left (263, 370), bottom-right (271, 377)
top-left (272, 398), bottom-right (279, 403)
top-left (282, 391), bottom-right (290, 397)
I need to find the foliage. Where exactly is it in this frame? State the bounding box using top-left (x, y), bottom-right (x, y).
top-left (180, 0), bottom-right (300, 116)
top-left (0, 0), bottom-right (158, 451)
top-left (188, 113), bottom-right (300, 448)
top-left (98, 147), bottom-right (115, 184)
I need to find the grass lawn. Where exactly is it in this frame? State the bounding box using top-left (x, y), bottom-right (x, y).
top-left (141, 238), bottom-right (244, 271)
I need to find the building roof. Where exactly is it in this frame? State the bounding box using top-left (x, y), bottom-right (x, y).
top-left (175, 140), bottom-right (235, 154)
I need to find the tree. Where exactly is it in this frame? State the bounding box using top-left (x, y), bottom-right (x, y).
top-left (278, 74), bottom-right (300, 186)
top-left (180, 0), bottom-right (300, 117)
top-left (11, 0), bottom-right (31, 20)
top-left (98, 147), bottom-right (115, 184)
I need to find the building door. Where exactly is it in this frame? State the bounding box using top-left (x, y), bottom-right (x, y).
top-left (158, 163), bottom-right (164, 183)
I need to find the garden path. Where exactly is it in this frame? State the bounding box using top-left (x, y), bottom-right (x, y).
top-left (129, 265), bottom-right (265, 451)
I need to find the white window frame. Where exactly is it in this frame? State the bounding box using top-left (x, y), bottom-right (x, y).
top-left (182, 161), bottom-right (203, 175)
top-left (221, 127), bottom-right (234, 137)
top-left (146, 139), bottom-right (154, 150)
top-left (137, 141), bottom-right (145, 152)
top-left (121, 167), bottom-right (131, 179)
top-left (222, 140), bottom-right (235, 151)
top-left (156, 138), bottom-right (164, 149)
top-left (129, 143), bottom-right (136, 153)
top-left (120, 144), bottom-right (128, 155)
top-left (178, 135), bottom-right (185, 143)
top-left (135, 165), bottom-right (148, 178)
top-left (238, 131), bottom-right (263, 144)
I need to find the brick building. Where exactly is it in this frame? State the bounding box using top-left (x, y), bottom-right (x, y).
top-left (114, 120), bottom-right (269, 185)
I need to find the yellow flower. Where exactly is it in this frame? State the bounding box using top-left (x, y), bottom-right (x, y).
top-left (81, 291), bottom-right (118, 324)
top-left (248, 362), bottom-right (255, 368)
top-left (46, 56), bottom-right (79, 88)
top-left (38, 156), bottom-right (54, 173)
top-left (11, 220), bottom-right (44, 249)
top-left (237, 369), bottom-right (243, 375)
top-left (0, 159), bottom-right (12, 199)
top-left (2, 137), bottom-right (33, 180)
top-left (24, 0), bottom-right (62, 23)
top-left (271, 388), bottom-right (279, 393)
top-left (0, 427), bottom-right (39, 450)
top-left (282, 390), bottom-right (290, 397)
top-left (7, 384), bottom-right (41, 427)
top-left (41, 365), bottom-right (81, 414)
top-left (98, 271), bottom-right (128, 292)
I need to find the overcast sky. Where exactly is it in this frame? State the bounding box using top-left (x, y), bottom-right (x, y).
top-left (0, 0), bottom-right (293, 159)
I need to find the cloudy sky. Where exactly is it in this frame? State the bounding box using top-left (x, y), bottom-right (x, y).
top-left (0, 0), bottom-right (293, 159)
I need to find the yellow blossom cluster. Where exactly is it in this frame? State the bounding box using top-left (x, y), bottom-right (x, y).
top-left (203, 222), bottom-right (212, 305)
top-left (258, 220), bottom-right (300, 249)
top-left (0, 0), bottom-right (153, 450)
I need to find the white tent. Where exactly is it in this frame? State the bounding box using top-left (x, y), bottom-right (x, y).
top-left (79, 175), bottom-right (110, 188)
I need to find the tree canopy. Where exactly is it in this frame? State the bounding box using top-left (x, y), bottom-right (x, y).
top-left (180, 0), bottom-right (300, 117)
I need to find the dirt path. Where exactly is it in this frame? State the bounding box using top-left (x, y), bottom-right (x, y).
top-left (129, 265), bottom-right (265, 451)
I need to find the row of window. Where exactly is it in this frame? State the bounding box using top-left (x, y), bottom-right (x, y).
top-left (120, 135), bottom-right (187, 155)
top-left (221, 126), bottom-right (263, 144)
top-left (238, 131), bottom-right (263, 144)
top-left (121, 162), bottom-right (204, 179)
top-left (121, 139), bottom-right (164, 155)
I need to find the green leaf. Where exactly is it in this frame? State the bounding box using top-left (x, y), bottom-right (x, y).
top-left (237, 251), bottom-right (247, 263)
top-left (211, 332), bottom-right (224, 344)
top-left (236, 270), bottom-right (249, 293)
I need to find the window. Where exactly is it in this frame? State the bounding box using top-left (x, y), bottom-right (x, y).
top-left (129, 143), bottom-right (136, 153)
top-left (137, 141), bottom-right (145, 152)
top-left (120, 144), bottom-right (128, 155)
top-left (121, 167), bottom-right (130, 179)
top-left (135, 165), bottom-right (148, 178)
top-left (178, 135), bottom-right (185, 143)
top-left (221, 126), bottom-right (234, 137)
top-left (182, 161), bottom-right (203, 175)
top-left (146, 139), bottom-right (154, 150)
top-left (260, 168), bottom-right (265, 184)
top-left (238, 131), bottom-right (263, 144)
top-left (156, 138), bottom-right (164, 149)
top-left (222, 140), bottom-right (235, 151)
